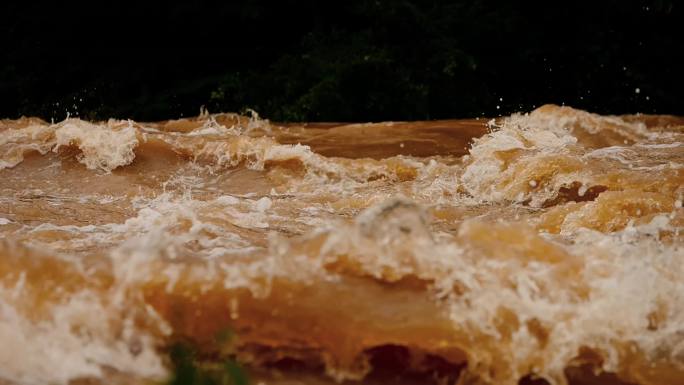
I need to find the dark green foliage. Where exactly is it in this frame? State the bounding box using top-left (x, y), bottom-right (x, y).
top-left (167, 343), bottom-right (248, 385)
top-left (1, 0), bottom-right (682, 121)
top-left (166, 329), bottom-right (247, 385)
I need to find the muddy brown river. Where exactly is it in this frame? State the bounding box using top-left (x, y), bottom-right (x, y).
top-left (0, 105), bottom-right (682, 385)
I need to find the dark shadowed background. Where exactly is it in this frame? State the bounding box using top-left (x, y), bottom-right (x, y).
top-left (1, 0), bottom-right (682, 122)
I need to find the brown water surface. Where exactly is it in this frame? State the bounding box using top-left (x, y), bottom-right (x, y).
top-left (0, 105), bottom-right (682, 385)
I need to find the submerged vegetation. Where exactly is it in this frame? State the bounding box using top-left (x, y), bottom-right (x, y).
top-left (167, 330), bottom-right (248, 385)
top-left (167, 344), bottom-right (248, 385)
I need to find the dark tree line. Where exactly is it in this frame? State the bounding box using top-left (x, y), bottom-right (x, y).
top-left (1, 0), bottom-right (681, 122)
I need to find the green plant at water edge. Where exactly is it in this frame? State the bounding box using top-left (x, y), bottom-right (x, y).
top-left (167, 330), bottom-right (248, 385)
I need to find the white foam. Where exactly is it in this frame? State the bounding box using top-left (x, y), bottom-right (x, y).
top-left (0, 119), bottom-right (139, 172)
top-left (0, 287), bottom-right (165, 385)
top-left (53, 120), bottom-right (139, 172)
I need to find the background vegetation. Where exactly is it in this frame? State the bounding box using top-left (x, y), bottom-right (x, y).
top-left (1, 0), bottom-right (681, 122)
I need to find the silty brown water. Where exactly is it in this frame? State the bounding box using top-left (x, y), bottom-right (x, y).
top-left (0, 105), bottom-right (683, 385)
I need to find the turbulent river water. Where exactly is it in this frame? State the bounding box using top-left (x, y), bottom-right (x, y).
top-left (0, 105), bottom-right (682, 385)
